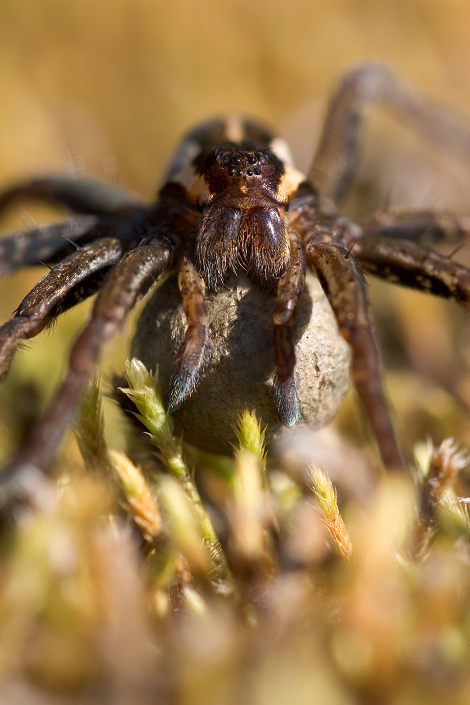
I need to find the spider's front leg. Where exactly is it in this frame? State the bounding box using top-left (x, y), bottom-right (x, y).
top-left (306, 231), bottom-right (405, 472)
top-left (0, 217), bottom-right (101, 275)
top-left (0, 237), bottom-right (124, 380)
top-left (359, 209), bottom-right (470, 249)
top-left (0, 175), bottom-right (141, 218)
top-left (0, 241), bottom-right (173, 509)
top-left (353, 233), bottom-right (470, 305)
top-left (0, 175), bottom-right (145, 273)
top-left (166, 257), bottom-right (210, 411)
top-left (349, 205), bottom-right (470, 302)
top-left (272, 238), bottom-right (306, 425)
top-left (310, 62), bottom-right (470, 204)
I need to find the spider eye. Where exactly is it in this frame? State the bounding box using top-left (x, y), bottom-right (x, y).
top-left (214, 149), bottom-right (269, 180)
top-left (216, 151), bottom-right (231, 165)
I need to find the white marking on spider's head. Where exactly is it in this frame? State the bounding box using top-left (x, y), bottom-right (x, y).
top-left (187, 174), bottom-right (212, 205)
top-left (166, 139), bottom-right (201, 184)
top-left (276, 163), bottom-right (306, 202)
top-left (269, 137), bottom-right (294, 166)
top-left (224, 115), bottom-right (245, 143)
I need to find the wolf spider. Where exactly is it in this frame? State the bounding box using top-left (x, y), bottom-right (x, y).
top-left (1, 62), bottom-right (470, 504)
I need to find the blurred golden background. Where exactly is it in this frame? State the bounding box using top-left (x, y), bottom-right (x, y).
top-left (1, 0), bottom-right (470, 459)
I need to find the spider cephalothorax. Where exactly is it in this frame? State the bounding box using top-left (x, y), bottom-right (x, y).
top-left (162, 118), bottom-right (306, 289)
top-left (2, 62), bottom-right (470, 503)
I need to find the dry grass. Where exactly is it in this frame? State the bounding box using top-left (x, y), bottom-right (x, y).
top-left (0, 365), bottom-right (469, 704)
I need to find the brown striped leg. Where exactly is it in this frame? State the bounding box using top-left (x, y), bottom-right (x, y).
top-left (272, 239), bottom-right (306, 425)
top-left (166, 257), bottom-right (209, 412)
top-left (0, 238), bottom-right (124, 380)
top-left (359, 208), bottom-right (470, 249)
top-left (307, 239), bottom-right (405, 472)
top-left (0, 217), bottom-right (102, 274)
top-left (0, 176), bottom-right (141, 217)
top-left (353, 235), bottom-right (470, 304)
top-left (309, 63), bottom-right (470, 203)
top-left (0, 243), bottom-right (172, 505)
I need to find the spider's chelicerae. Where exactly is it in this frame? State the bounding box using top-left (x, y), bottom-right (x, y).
top-left (1, 62), bottom-right (470, 499)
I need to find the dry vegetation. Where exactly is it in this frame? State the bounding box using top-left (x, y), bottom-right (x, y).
top-left (2, 1), bottom-right (470, 702)
top-left (1, 362), bottom-right (470, 704)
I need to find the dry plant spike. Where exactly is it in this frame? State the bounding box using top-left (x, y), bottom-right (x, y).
top-left (231, 449), bottom-right (267, 564)
top-left (75, 378), bottom-right (110, 474)
top-left (76, 381), bottom-right (162, 540)
top-left (438, 493), bottom-right (470, 541)
top-left (108, 449), bottom-right (162, 540)
top-left (120, 358), bottom-right (219, 547)
top-left (120, 358), bottom-right (186, 477)
top-left (411, 438), bottom-right (469, 560)
top-left (121, 359), bottom-right (231, 583)
top-left (235, 409), bottom-right (267, 462)
top-left (228, 410), bottom-right (276, 571)
top-left (181, 585), bottom-right (208, 617)
top-left (158, 475), bottom-right (212, 576)
top-left (309, 464), bottom-right (352, 559)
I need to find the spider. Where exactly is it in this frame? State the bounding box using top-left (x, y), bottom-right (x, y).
top-left (1, 62), bottom-right (470, 503)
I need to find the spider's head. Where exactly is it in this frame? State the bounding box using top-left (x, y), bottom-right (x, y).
top-left (162, 116), bottom-right (309, 288)
top-left (164, 116), bottom-right (306, 210)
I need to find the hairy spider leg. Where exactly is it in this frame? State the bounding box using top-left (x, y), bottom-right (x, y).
top-left (307, 235), bottom-right (405, 472)
top-left (166, 256), bottom-right (210, 411)
top-left (353, 235), bottom-right (470, 304)
top-left (272, 237), bottom-right (306, 425)
top-left (0, 242), bottom-right (173, 506)
top-left (355, 209), bottom-right (470, 299)
top-left (0, 238), bottom-right (124, 380)
top-left (310, 63), bottom-right (470, 203)
top-left (0, 176), bottom-right (141, 218)
top-left (0, 176), bottom-right (148, 273)
top-left (0, 217), bottom-right (101, 275)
